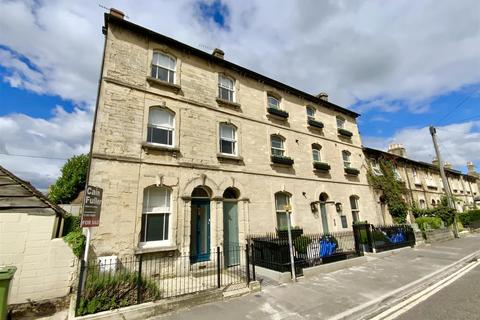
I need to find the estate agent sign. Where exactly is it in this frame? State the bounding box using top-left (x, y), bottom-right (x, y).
top-left (80, 185), bottom-right (103, 227)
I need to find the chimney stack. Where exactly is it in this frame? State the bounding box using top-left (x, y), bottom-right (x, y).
top-left (110, 8), bottom-right (125, 19)
top-left (467, 161), bottom-right (476, 174)
top-left (212, 48), bottom-right (225, 59)
top-left (317, 92), bottom-right (328, 101)
top-left (444, 162), bottom-right (452, 170)
top-left (388, 144), bottom-right (407, 158)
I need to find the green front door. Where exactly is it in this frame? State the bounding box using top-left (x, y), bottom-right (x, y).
top-left (223, 201), bottom-right (240, 266)
top-left (320, 202), bottom-right (329, 233)
top-left (190, 200), bottom-right (210, 263)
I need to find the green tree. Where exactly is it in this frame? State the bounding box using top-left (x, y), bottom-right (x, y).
top-left (368, 158), bottom-right (409, 223)
top-left (48, 154), bottom-right (89, 204)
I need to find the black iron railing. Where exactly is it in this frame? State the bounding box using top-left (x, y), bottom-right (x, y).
top-left (353, 223), bottom-right (415, 253)
top-left (75, 245), bottom-right (252, 316)
top-left (249, 231), bottom-right (358, 275)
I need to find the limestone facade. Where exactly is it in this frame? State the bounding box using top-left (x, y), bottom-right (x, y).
top-left (88, 14), bottom-right (383, 258)
top-left (364, 146), bottom-right (479, 215)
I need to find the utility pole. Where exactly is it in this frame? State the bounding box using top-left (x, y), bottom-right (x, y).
top-left (429, 126), bottom-right (458, 237)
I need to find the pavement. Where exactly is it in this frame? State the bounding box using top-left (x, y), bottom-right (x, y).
top-left (149, 234), bottom-right (480, 320)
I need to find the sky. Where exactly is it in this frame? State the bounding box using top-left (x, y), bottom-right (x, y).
top-left (0, 0), bottom-right (479, 191)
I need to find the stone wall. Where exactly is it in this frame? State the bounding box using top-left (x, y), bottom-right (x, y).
top-left (424, 228), bottom-right (455, 243)
top-left (0, 213), bottom-right (77, 304)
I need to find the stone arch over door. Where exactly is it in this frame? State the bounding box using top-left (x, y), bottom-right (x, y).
top-left (182, 175), bottom-right (221, 199)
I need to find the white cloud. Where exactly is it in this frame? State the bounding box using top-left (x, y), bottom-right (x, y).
top-left (0, 106), bottom-right (92, 190)
top-left (362, 121), bottom-right (480, 172)
top-left (0, 0), bottom-right (479, 188)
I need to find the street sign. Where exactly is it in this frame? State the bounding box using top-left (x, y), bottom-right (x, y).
top-left (80, 185), bottom-right (103, 227)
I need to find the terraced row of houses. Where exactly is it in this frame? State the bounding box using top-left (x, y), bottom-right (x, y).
top-left (87, 10), bottom-right (479, 262)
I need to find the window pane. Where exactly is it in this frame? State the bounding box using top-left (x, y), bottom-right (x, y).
top-left (219, 76), bottom-right (233, 88)
top-left (155, 53), bottom-right (175, 70)
top-left (144, 187), bottom-right (170, 212)
top-left (219, 87), bottom-right (233, 101)
top-left (149, 108), bottom-right (173, 127)
top-left (275, 193), bottom-right (288, 211)
top-left (146, 214), bottom-right (167, 241)
top-left (154, 67), bottom-right (169, 82)
top-left (272, 148), bottom-right (284, 156)
top-left (342, 151), bottom-right (350, 162)
top-left (268, 96), bottom-right (279, 109)
top-left (271, 136), bottom-right (283, 149)
top-left (276, 212), bottom-right (288, 229)
top-left (148, 127), bottom-right (172, 145)
top-left (306, 107), bottom-right (315, 117)
top-left (167, 70), bottom-right (175, 84)
top-left (350, 197), bottom-right (358, 210)
top-left (337, 117), bottom-right (345, 128)
top-left (220, 125), bottom-right (234, 139)
top-left (312, 149), bottom-right (320, 161)
top-left (220, 140), bottom-right (234, 154)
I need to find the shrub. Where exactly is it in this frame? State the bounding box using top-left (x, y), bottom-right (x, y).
top-left (293, 236), bottom-right (312, 254)
top-left (64, 229), bottom-right (86, 258)
top-left (77, 271), bottom-right (160, 316)
top-left (415, 217), bottom-right (443, 231)
top-left (412, 205), bottom-right (456, 226)
top-left (458, 209), bottom-right (480, 226)
top-left (62, 215), bottom-right (86, 258)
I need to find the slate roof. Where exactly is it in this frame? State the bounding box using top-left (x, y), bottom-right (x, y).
top-left (0, 165), bottom-right (67, 217)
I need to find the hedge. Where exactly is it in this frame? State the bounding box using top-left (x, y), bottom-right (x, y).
top-left (458, 209), bottom-right (480, 226)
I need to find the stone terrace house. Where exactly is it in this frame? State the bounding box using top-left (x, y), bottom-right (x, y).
top-left (87, 10), bottom-right (384, 261)
top-left (364, 145), bottom-right (479, 219)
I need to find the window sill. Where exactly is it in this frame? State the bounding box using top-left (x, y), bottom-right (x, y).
top-left (134, 245), bottom-right (177, 255)
top-left (146, 77), bottom-right (181, 93)
top-left (142, 142), bottom-right (180, 153)
top-left (217, 153), bottom-right (244, 161)
top-left (216, 98), bottom-right (241, 109)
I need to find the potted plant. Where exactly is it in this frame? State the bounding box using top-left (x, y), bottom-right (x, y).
top-left (293, 235), bottom-right (312, 257)
top-left (344, 167), bottom-right (360, 175)
top-left (267, 107), bottom-right (289, 119)
top-left (313, 161), bottom-right (331, 171)
top-left (271, 155), bottom-right (294, 165)
top-left (308, 119), bottom-right (324, 129)
top-left (338, 128), bottom-right (353, 137)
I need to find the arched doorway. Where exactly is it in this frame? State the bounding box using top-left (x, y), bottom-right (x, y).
top-left (223, 187), bottom-right (240, 267)
top-left (190, 186), bottom-right (211, 263)
top-left (319, 192), bottom-right (329, 233)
